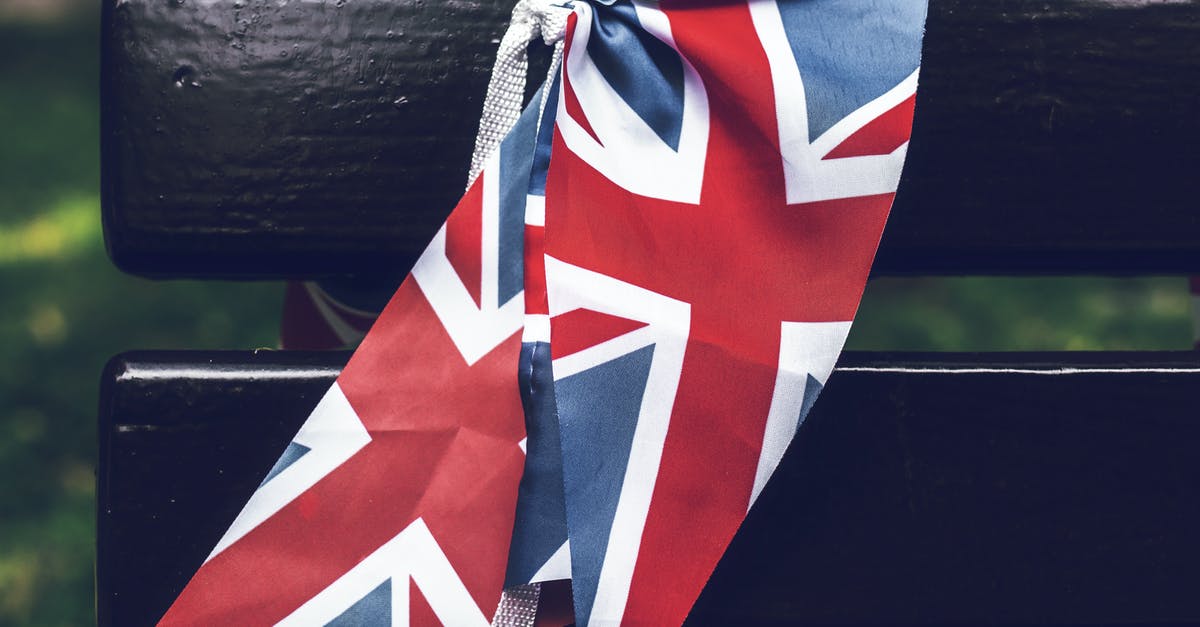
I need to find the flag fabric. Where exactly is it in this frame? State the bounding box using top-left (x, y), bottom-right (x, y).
top-left (280, 280), bottom-right (390, 350)
top-left (161, 0), bottom-right (927, 624)
top-left (160, 75), bottom-right (540, 626)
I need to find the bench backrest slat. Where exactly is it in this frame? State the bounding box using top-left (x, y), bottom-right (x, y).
top-left (101, 0), bottom-right (1200, 278)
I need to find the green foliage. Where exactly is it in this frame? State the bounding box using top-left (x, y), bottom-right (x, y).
top-left (0, 8), bottom-right (1192, 627)
top-left (849, 276), bottom-right (1193, 352)
top-left (0, 13), bottom-right (281, 627)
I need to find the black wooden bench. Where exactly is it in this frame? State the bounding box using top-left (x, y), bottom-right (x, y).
top-left (98, 0), bottom-right (1200, 624)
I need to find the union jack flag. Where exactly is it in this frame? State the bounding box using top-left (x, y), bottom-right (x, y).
top-left (161, 0), bottom-right (926, 624)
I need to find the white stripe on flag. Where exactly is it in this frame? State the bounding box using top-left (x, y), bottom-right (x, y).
top-left (750, 320), bottom-right (852, 510)
top-left (208, 383), bottom-right (371, 560)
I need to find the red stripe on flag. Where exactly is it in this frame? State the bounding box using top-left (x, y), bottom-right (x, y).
top-left (561, 14), bottom-right (603, 147)
top-left (525, 224), bottom-right (549, 316)
top-left (445, 174), bottom-right (485, 308)
top-left (823, 92), bottom-right (916, 160)
top-left (550, 308), bottom-right (649, 360)
top-left (545, 0), bottom-right (898, 622)
top-left (410, 578), bottom-right (438, 626)
top-left (624, 3), bottom-right (785, 622)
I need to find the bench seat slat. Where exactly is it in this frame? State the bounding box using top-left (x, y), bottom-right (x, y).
top-left (101, 0), bottom-right (1200, 278)
top-left (98, 350), bottom-right (1200, 625)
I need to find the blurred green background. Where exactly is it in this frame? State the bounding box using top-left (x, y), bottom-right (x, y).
top-left (1, 3), bottom-right (281, 625)
top-left (0, 1), bottom-right (1193, 625)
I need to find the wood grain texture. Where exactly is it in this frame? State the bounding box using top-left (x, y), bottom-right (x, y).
top-left (101, 0), bottom-right (1200, 278)
top-left (99, 351), bottom-right (1200, 625)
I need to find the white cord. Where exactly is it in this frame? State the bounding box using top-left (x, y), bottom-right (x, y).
top-left (477, 4), bottom-right (575, 625)
top-left (468, 0), bottom-right (573, 187)
top-left (491, 582), bottom-right (541, 627)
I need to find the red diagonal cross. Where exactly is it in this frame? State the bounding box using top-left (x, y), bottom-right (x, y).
top-left (545, 1), bottom-right (907, 623)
